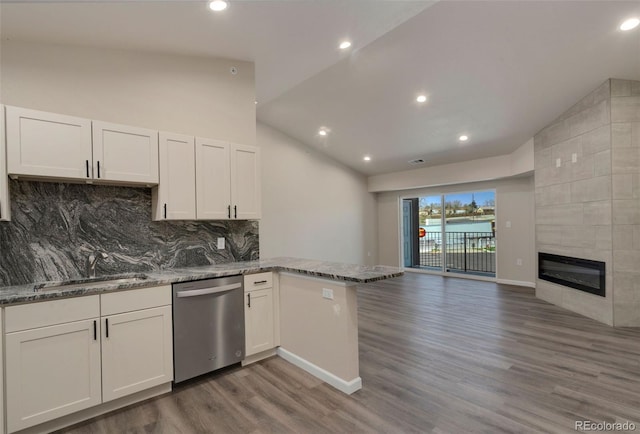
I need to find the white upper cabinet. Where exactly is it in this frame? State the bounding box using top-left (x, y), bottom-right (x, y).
top-left (153, 132), bottom-right (197, 221)
top-left (5, 106), bottom-right (159, 186)
top-left (1, 105), bottom-right (11, 221)
top-left (5, 106), bottom-right (93, 180)
top-left (196, 138), bottom-right (231, 219)
top-left (230, 144), bottom-right (261, 220)
top-left (196, 139), bottom-right (261, 220)
top-left (92, 121), bottom-right (159, 184)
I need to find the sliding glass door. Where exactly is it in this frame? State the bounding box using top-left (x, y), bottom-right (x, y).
top-left (418, 195), bottom-right (443, 271)
top-left (402, 190), bottom-right (495, 277)
top-left (443, 192), bottom-right (495, 276)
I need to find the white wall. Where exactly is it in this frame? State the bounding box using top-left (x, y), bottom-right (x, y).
top-left (257, 123), bottom-right (377, 265)
top-left (376, 176), bottom-right (535, 285)
top-left (0, 40), bottom-right (255, 144)
top-left (0, 40), bottom-right (378, 266)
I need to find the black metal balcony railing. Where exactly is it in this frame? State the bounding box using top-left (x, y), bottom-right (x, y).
top-left (418, 231), bottom-right (495, 275)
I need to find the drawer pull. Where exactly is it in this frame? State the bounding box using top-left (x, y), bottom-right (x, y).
top-left (254, 280), bottom-right (268, 285)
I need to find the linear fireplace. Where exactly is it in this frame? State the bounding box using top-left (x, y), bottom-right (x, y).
top-left (538, 253), bottom-right (606, 297)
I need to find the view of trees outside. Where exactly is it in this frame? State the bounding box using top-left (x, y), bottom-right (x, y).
top-left (419, 191), bottom-right (495, 225)
top-left (414, 191), bottom-right (496, 275)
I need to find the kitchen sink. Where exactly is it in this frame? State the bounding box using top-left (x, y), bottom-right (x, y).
top-left (33, 273), bottom-right (150, 292)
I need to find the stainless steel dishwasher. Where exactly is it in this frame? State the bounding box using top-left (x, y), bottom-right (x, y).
top-left (172, 275), bottom-right (245, 383)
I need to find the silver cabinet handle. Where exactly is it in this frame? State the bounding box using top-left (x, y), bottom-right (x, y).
top-left (176, 282), bottom-right (242, 298)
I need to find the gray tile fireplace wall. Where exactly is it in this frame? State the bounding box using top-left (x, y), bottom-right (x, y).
top-left (534, 78), bottom-right (640, 326)
top-left (0, 180), bottom-right (259, 286)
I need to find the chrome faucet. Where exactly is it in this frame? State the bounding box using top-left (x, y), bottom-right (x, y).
top-left (86, 251), bottom-right (109, 278)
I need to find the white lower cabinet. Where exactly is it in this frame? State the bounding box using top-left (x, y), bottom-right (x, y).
top-left (244, 273), bottom-right (277, 358)
top-left (4, 286), bottom-right (172, 433)
top-left (5, 296), bottom-right (102, 433)
top-left (101, 305), bottom-right (173, 402)
top-left (245, 288), bottom-right (274, 356)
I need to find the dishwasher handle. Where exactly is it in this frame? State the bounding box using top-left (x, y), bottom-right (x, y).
top-left (176, 282), bottom-right (242, 298)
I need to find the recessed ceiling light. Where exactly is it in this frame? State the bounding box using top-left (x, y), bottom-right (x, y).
top-left (416, 95), bottom-right (427, 103)
top-left (208, 0), bottom-right (228, 12)
top-left (254, 101), bottom-right (258, 105)
top-left (318, 129), bottom-right (328, 136)
top-left (339, 41), bottom-right (352, 50)
top-left (459, 135), bottom-right (469, 142)
top-left (620, 17), bottom-right (640, 31)
top-left (363, 156), bottom-right (371, 161)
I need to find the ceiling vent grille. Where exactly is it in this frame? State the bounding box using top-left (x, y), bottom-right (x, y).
top-left (408, 158), bottom-right (425, 165)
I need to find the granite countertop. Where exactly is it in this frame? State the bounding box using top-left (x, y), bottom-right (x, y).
top-left (0, 257), bottom-right (404, 305)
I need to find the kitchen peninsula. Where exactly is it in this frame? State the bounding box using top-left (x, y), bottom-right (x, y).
top-left (0, 257), bottom-right (402, 434)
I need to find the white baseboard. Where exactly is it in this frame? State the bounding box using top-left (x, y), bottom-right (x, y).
top-left (276, 348), bottom-right (362, 395)
top-left (497, 279), bottom-right (535, 288)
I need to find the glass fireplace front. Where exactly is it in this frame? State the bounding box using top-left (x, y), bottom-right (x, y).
top-left (538, 253), bottom-right (605, 297)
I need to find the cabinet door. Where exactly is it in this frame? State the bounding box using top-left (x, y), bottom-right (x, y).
top-left (245, 288), bottom-right (274, 356)
top-left (0, 105), bottom-right (10, 221)
top-left (230, 144), bottom-right (261, 220)
top-left (195, 138), bottom-right (231, 219)
top-left (92, 121), bottom-right (159, 184)
top-left (6, 319), bottom-right (101, 433)
top-left (5, 106), bottom-right (92, 180)
top-left (101, 305), bottom-right (173, 403)
top-left (153, 132), bottom-right (196, 220)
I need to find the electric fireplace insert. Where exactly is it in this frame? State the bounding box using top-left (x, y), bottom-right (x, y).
top-left (538, 253), bottom-right (605, 297)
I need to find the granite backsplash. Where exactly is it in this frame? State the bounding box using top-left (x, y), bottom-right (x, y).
top-left (0, 180), bottom-right (259, 286)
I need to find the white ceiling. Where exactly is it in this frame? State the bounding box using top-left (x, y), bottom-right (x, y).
top-left (0, 0), bottom-right (432, 104)
top-left (2, 1), bottom-right (640, 176)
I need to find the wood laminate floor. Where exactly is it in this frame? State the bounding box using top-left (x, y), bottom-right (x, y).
top-left (59, 273), bottom-right (640, 434)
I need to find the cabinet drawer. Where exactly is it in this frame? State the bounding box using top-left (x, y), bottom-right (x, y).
top-left (244, 272), bottom-right (272, 291)
top-left (6, 295), bottom-right (100, 333)
top-left (101, 285), bottom-right (171, 316)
